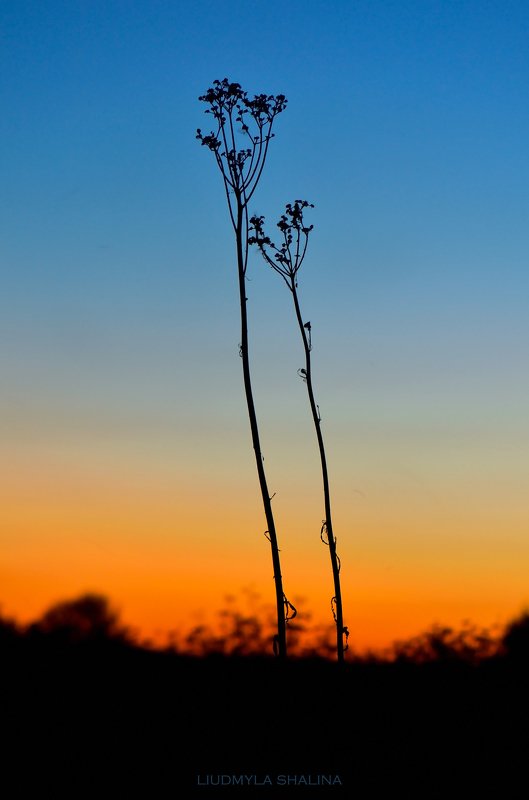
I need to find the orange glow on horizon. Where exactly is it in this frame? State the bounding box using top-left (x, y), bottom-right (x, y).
top-left (3, 433), bottom-right (529, 653)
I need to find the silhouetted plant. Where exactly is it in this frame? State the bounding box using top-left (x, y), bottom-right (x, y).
top-left (181, 590), bottom-right (328, 658)
top-left (0, 609), bottom-right (20, 647)
top-left (197, 79), bottom-right (294, 658)
top-left (185, 611), bottom-right (268, 657)
top-left (391, 622), bottom-right (498, 665)
top-left (249, 201), bottom-right (348, 662)
top-left (502, 610), bottom-right (529, 661)
top-left (33, 593), bottom-right (130, 645)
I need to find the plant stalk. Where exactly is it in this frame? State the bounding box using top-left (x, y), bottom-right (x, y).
top-left (290, 282), bottom-right (345, 662)
top-left (236, 203), bottom-right (287, 659)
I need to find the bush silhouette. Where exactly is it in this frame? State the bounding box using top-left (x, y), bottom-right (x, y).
top-left (33, 593), bottom-right (129, 645)
top-left (502, 611), bottom-right (529, 660)
top-left (391, 622), bottom-right (498, 664)
top-left (0, 610), bottom-right (20, 646)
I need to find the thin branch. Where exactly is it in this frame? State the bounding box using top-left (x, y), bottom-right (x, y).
top-left (246, 122), bottom-right (274, 202)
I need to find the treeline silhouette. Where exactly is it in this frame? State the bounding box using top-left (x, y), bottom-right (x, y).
top-left (2, 594), bottom-right (529, 797)
top-left (2, 591), bottom-right (526, 662)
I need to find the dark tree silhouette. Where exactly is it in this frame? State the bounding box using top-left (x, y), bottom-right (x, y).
top-left (502, 610), bottom-right (529, 661)
top-left (34, 593), bottom-right (129, 644)
top-left (391, 621), bottom-right (498, 664)
top-left (197, 79), bottom-right (294, 658)
top-left (249, 201), bottom-right (348, 662)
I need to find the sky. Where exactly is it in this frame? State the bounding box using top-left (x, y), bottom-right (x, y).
top-left (1, 0), bottom-right (529, 651)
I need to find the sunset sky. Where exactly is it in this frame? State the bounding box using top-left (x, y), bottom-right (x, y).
top-left (2, 0), bottom-right (529, 651)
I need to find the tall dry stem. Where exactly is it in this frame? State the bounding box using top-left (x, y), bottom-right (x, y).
top-left (249, 201), bottom-right (348, 661)
top-left (197, 80), bottom-right (295, 657)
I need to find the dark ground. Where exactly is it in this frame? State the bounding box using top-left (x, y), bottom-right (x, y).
top-left (2, 633), bottom-right (529, 799)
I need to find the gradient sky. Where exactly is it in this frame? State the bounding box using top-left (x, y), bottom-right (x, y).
top-left (2, 0), bottom-right (529, 650)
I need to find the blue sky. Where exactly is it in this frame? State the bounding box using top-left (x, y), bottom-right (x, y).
top-left (2, 0), bottom-right (529, 642)
top-left (3, 0), bottom-right (528, 420)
